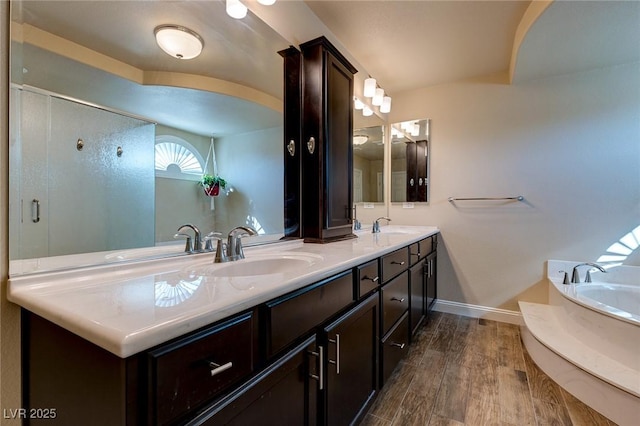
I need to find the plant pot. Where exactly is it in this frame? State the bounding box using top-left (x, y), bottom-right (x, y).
top-left (204, 183), bottom-right (220, 196)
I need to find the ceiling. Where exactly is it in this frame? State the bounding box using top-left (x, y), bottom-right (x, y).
top-left (11, 1), bottom-right (640, 136)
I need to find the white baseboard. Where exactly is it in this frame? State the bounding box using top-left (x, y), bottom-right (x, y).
top-left (433, 299), bottom-right (523, 325)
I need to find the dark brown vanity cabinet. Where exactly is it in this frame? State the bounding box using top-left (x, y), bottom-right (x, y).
top-left (379, 249), bottom-right (411, 386)
top-left (20, 234), bottom-right (438, 425)
top-left (322, 293), bottom-right (378, 426)
top-left (282, 36), bottom-right (358, 243)
top-left (192, 336), bottom-right (319, 426)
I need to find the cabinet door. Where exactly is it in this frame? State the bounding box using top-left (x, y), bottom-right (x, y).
top-left (323, 293), bottom-right (378, 426)
top-left (195, 336), bottom-right (318, 426)
top-left (409, 260), bottom-right (426, 336)
top-left (325, 51), bottom-right (354, 231)
top-left (426, 252), bottom-right (437, 313)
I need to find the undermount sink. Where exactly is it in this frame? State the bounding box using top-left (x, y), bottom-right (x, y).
top-left (355, 226), bottom-right (419, 236)
top-left (182, 252), bottom-right (324, 278)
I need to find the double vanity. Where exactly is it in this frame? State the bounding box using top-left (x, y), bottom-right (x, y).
top-left (9, 225), bottom-right (439, 425)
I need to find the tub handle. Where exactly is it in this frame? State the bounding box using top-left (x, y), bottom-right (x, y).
top-left (559, 270), bottom-right (570, 285)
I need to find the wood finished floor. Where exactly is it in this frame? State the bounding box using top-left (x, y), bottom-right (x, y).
top-left (359, 312), bottom-right (618, 426)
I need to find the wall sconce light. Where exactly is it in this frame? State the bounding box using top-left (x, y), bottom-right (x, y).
top-left (226, 0), bottom-right (248, 19)
top-left (363, 106), bottom-right (373, 117)
top-left (353, 135), bottom-right (369, 145)
top-left (363, 77), bottom-right (377, 98)
top-left (380, 96), bottom-right (392, 113)
top-left (354, 97), bottom-right (364, 110)
top-left (154, 25), bottom-right (204, 60)
top-left (372, 88), bottom-right (384, 106)
top-left (257, 0), bottom-right (277, 4)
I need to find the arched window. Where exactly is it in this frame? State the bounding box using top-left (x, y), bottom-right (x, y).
top-left (155, 135), bottom-right (205, 181)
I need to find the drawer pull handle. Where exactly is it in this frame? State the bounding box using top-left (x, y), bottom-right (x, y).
top-left (328, 334), bottom-right (341, 374)
top-left (209, 361), bottom-right (233, 377)
top-left (411, 252), bottom-right (420, 258)
top-left (362, 275), bottom-right (379, 283)
top-left (308, 346), bottom-right (324, 390)
top-left (389, 342), bottom-right (406, 349)
top-left (391, 261), bottom-right (406, 265)
top-left (390, 297), bottom-right (405, 303)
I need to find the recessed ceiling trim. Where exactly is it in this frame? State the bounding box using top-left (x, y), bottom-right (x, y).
top-left (14, 23), bottom-right (282, 113)
top-left (509, 0), bottom-right (553, 84)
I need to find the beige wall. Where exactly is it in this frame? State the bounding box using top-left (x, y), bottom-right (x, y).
top-left (388, 64), bottom-right (640, 311)
top-left (214, 126), bottom-right (283, 235)
top-left (1, 0), bottom-right (22, 422)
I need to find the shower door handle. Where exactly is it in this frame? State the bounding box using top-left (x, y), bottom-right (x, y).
top-left (32, 199), bottom-right (40, 223)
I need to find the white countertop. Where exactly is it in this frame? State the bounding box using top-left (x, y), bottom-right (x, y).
top-left (8, 225), bottom-right (438, 358)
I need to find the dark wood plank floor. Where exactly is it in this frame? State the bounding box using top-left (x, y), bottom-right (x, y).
top-left (360, 312), bottom-right (617, 426)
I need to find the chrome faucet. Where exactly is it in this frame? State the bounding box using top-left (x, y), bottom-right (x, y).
top-left (227, 226), bottom-right (257, 261)
top-left (176, 224), bottom-right (202, 252)
top-left (571, 262), bottom-right (607, 283)
top-left (372, 217), bottom-right (391, 233)
top-left (353, 205), bottom-right (361, 231)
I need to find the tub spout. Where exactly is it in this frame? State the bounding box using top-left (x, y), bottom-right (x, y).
top-left (571, 262), bottom-right (607, 284)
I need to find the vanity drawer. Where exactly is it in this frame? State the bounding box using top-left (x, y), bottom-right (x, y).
top-left (381, 271), bottom-right (409, 335)
top-left (149, 312), bottom-right (255, 425)
top-left (409, 242), bottom-right (422, 265)
top-left (266, 270), bottom-right (354, 358)
top-left (381, 312), bottom-right (409, 385)
top-left (421, 234), bottom-right (438, 256)
top-left (357, 259), bottom-right (380, 298)
top-left (381, 247), bottom-right (409, 283)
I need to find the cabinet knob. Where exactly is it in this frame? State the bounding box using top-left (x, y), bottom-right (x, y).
top-left (307, 136), bottom-right (315, 154)
top-left (287, 140), bottom-right (296, 157)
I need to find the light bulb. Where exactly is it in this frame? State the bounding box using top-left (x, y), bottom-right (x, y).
top-left (226, 0), bottom-right (247, 19)
top-left (363, 78), bottom-right (376, 98)
top-left (380, 96), bottom-right (391, 113)
top-left (372, 88), bottom-right (384, 106)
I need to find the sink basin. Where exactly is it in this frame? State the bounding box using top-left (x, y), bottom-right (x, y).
top-left (182, 252), bottom-right (324, 278)
top-left (355, 226), bottom-right (418, 236)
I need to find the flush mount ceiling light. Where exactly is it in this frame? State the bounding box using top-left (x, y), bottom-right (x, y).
top-left (226, 0), bottom-right (248, 19)
top-left (353, 135), bottom-right (369, 145)
top-left (154, 25), bottom-right (203, 60)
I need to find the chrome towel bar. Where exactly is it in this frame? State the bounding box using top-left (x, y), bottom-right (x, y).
top-left (448, 196), bottom-right (524, 202)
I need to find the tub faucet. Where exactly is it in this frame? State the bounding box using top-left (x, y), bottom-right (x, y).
top-left (227, 226), bottom-right (257, 261)
top-left (571, 262), bottom-right (607, 283)
top-left (372, 217), bottom-right (391, 233)
top-left (176, 224), bottom-right (202, 252)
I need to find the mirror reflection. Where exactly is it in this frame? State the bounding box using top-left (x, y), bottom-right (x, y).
top-left (353, 125), bottom-right (384, 204)
top-left (390, 119), bottom-right (431, 203)
top-left (9, 0), bottom-right (290, 274)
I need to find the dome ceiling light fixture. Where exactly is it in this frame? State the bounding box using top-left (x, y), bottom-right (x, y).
top-left (353, 135), bottom-right (369, 145)
top-left (154, 25), bottom-right (204, 60)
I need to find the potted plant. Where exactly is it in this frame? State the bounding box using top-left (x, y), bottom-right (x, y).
top-left (199, 174), bottom-right (227, 196)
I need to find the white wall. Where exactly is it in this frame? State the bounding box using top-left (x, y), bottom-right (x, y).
top-left (389, 63), bottom-right (640, 311)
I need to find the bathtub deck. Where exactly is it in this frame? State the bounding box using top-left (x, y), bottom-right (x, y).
top-left (520, 300), bottom-right (640, 426)
top-left (519, 301), bottom-right (639, 396)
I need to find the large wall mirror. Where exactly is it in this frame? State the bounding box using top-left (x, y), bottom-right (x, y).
top-left (390, 119), bottom-right (431, 203)
top-left (9, 0), bottom-right (291, 275)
